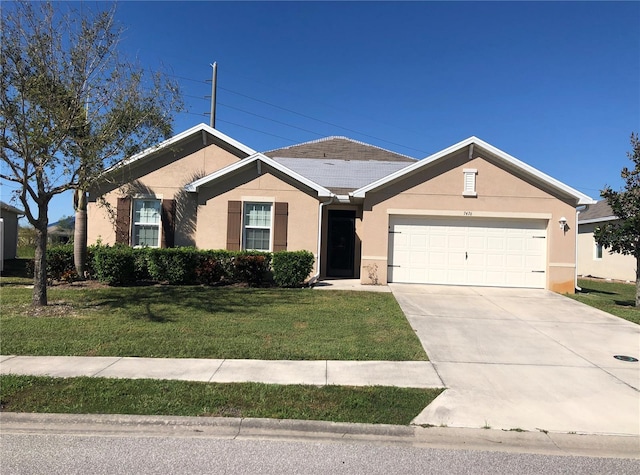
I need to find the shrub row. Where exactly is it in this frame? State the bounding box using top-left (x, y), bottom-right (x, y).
top-left (44, 245), bottom-right (314, 288)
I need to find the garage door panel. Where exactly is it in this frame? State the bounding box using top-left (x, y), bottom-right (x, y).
top-left (388, 216), bottom-right (547, 288)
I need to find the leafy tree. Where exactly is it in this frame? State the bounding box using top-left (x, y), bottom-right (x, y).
top-left (1, 2), bottom-right (181, 305)
top-left (594, 133), bottom-right (640, 307)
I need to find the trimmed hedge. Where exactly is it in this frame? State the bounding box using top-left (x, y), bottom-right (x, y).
top-left (43, 245), bottom-right (314, 288)
top-left (93, 245), bottom-right (136, 286)
top-left (234, 251), bottom-right (272, 286)
top-left (145, 248), bottom-right (200, 285)
top-left (272, 250), bottom-right (314, 287)
top-left (44, 244), bottom-right (95, 282)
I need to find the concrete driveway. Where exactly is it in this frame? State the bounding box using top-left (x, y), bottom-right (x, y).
top-left (390, 284), bottom-right (640, 436)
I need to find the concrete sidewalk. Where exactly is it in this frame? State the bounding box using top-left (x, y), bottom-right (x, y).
top-left (0, 355), bottom-right (443, 389)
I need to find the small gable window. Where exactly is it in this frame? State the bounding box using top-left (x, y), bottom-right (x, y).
top-left (595, 242), bottom-right (603, 260)
top-left (133, 199), bottom-right (161, 247)
top-left (463, 168), bottom-right (477, 197)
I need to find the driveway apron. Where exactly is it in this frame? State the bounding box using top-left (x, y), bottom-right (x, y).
top-left (390, 284), bottom-right (640, 436)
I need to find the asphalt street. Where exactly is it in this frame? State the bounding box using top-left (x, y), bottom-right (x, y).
top-left (2, 432), bottom-right (639, 475)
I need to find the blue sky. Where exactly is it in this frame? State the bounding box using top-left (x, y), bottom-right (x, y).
top-left (5, 1), bottom-right (640, 223)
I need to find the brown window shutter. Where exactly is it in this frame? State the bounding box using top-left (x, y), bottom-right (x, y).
top-left (161, 199), bottom-right (176, 248)
top-left (115, 197), bottom-right (131, 244)
top-left (273, 202), bottom-right (288, 252)
top-left (226, 200), bottom-right (242, 251)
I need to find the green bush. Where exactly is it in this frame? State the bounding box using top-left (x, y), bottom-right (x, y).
top-left (145, 248), bottom-right (200, 284)
top-left (85, 246), bottom-right (315, 288)
top-left (44, 244), bottom-right (97, 282)
top-left (46, 244), bottom-right (76, 281)
top-left (272, 251), bottom-right (315, 287)
top-left (92, 245), bottom-right (136, 286)
top-left (234, 251), bottom-right (272, 286)
top-left (195, 251), bottom-right (227, 285)
top-left (133, 248), bottom-right (152, 281)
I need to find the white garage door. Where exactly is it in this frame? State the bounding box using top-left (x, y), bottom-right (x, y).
top-left (388, 216), bottom-right (547, 288)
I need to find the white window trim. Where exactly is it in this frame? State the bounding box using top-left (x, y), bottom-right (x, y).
top-left (132, 197), bottom-right (162, 248)
top-left (463, 168), bottom-right (477, 197)
top-left (242, 201), bottom-right (274, 251)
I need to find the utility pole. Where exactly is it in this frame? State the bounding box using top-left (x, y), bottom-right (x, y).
top-left (209, 62), bottom-right (217, 128)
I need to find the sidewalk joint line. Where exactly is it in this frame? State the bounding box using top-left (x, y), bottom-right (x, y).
top-left (91, 357), bottom-right (123, 377)
top-left (325, 360), bottom-right (328, 386)
top-left (208, 359), bottom-right (226, 383)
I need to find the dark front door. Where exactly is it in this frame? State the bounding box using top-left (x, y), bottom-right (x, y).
top-left (327, 210), bottom-right (355, 277)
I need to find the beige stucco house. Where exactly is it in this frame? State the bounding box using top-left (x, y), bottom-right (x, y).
top-left (88, 123), bottom-right (595, 293)
top-left (577, 200), bottom-right (636, 282)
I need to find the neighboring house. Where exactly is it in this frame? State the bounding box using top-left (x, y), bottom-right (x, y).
top-left (577, 200), bottom-right (636, 282)
top-left (48, 217), bottom-right (75, 245)
top-left (1, 200), bottom-right (23, 268)
top-left (87, 123), bottom-right (595, 293)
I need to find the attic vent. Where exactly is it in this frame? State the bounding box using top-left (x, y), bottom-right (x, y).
top-left (463, 168), bottom-right (477, 197)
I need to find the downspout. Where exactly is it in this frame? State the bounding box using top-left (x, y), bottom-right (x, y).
top-left (308, 196), bottom-right (334, 285)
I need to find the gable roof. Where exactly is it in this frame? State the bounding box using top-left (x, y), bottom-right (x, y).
top-left (351, 136), bottom-right (596, 205)
top-left (578, 200), bottom-right (617, 224)
top-left (106, 123), bottom-right (256, 174)
top-left (185, 153), bottom-right (333, 198)
top-left (264, 136), bottom-right (417, 163)
top-left (271, 157), bottom-right (410, 194)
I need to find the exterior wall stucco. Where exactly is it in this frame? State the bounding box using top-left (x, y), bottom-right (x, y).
top-left (359, 150), bottom-right (579, 293)
top-left (577, 222), bottom-right (636, 282)
top-left (87, 142), bottom-right (240, 246)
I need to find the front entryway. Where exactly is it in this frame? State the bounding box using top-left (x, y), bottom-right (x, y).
top-left (327, 210), bottom-right (356, 277)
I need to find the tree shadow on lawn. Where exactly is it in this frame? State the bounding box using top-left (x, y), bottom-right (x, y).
top-left (85, 286), bottom-right (308, 322)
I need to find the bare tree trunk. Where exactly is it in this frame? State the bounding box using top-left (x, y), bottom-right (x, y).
top-left (74, 189), bottom-right (87, 278)
top-left (32, 215), bottom-right (48, 307)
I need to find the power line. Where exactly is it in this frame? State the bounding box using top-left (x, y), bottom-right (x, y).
top-left (219, 102), bottom-right (324, 138)
top-left (164, 70), bottom-right (429, 155)
top-left (218, 86), bottom-right (429, 155)
top-left (217, 119), bottom-right (298, 143)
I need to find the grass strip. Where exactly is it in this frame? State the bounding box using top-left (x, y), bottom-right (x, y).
top-left (569, 279), bottom-right (639, 325)
top-left (0, 285), bottom-right (427, 360)
top-left (0, 375), bottom-right (442, 425)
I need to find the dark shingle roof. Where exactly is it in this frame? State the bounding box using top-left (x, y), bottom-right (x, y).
top-left (579, 200), bottom-right (617, 223)
top-left (263, 136), bottom-right (416, 163)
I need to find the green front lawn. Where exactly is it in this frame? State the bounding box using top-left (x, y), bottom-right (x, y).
top-left (569, 279), bottom-right (639, 325)
top-left (0, 284), bottom-right (427, 360)
top-left (0, 375), bottom-right (442, 425)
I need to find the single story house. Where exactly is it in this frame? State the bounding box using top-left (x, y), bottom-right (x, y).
top-left (48, 217), bottom-right (75, 245)
top-left (1, 200), bottom-right (23, 268)
top-left (87, 123), bottom-right (595, 293)
top-left (577, 200), bottom-right (636, 282)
